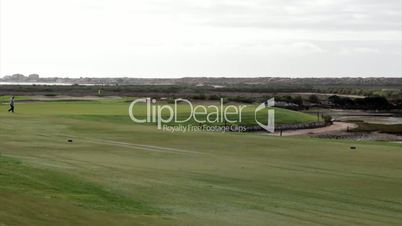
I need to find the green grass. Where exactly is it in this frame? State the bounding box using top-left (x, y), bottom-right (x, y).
top-left (0, 99), bottom-right (401, 225)
top-left (1, 99), bottom-right (318, 126)
top-left (0, 95), bottom-right (33, 102)
top-left (0, 155), bottom-right (156, 213)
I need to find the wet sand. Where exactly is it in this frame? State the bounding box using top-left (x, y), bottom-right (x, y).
top-left (273, 122), bottom-right (357, 136)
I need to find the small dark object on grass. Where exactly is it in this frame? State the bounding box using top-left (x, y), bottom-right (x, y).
top-left (68, 139), bottom-right (73, 143)
top-left (350, 146), bottom-right (357, 150)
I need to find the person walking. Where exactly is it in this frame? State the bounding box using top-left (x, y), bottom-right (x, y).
top-left (8, 96), bottom-right (15, 113)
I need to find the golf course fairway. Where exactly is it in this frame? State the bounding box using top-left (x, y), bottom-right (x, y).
top-left (1, 100), bottom-right (402, 225)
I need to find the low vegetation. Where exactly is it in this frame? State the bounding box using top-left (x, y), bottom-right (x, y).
top-left (351, 123), bottom-right (402, 134)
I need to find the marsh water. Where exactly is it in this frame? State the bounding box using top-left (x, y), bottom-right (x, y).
top-left (305, 109), bottom-right (402, 141)
top-left (317, 109), bottom-right (402, 125)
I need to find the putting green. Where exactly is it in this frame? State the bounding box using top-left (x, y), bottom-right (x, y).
top-left (0, 99), bottom-right (401, 225)
top-left (0, 98), bottom-right (318, 126)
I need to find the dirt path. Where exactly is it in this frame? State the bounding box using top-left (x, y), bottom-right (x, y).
top-left (82, 137), bottom-right (207, 155)
top-left (273, 122), bottom-right (358, 136)
top-left (293, 92), bottom-right (365, 99)
top-left (36, 132), bottom-right (208, 155)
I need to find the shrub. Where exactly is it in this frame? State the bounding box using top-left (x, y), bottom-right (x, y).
top-left (308, 94), bottom-right (320, 104)
top-left (322, 115), bottom-right (332, 123)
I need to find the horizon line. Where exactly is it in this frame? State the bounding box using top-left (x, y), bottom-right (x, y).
top-left (1, 75), bottom-right (401, 79)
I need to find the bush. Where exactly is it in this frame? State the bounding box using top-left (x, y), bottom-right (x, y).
top-left (228, 96), bottom-right (255, 104)
top-left (322, 115), bottom-right (332, 123)
top-left (293, 96), bottom-right (303, 106)
top-left (192, 94), bottom-right (207, 100)
top-left (308, 94), bottom-right (320, 104)
top-left (208, 94), bottom-right (221, 100)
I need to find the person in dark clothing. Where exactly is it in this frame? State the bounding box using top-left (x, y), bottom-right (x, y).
top-left (8, 96), bottom-right (15, 113)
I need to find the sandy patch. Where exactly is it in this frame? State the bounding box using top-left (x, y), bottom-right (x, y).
top-left (273, 122), bottom-right (357, 136)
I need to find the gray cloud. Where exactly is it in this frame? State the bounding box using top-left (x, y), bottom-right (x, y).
top-left (1, 0), bottom-right (401, 77)
top-left (135, 0), bottom-right (401, 31)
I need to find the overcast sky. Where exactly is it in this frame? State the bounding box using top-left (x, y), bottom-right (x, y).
top-left (0, 0), bottom-right (401, 77)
